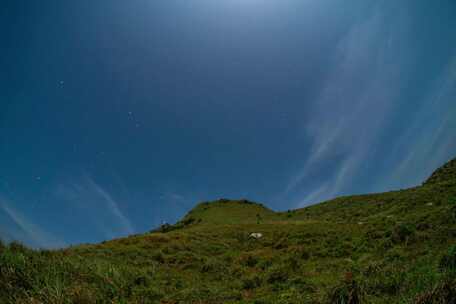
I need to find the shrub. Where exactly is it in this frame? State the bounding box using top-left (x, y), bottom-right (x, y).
top-left (285, 256), bottom-right (299, 269)
top-left (154, 223), bottom-right (174, 233)
top-left (451, 205), bottom-right (456, 223)
top-left (256, 213), bottom-right (263, 224)
top-left (151, 251), bottom-right (165, 263)
top-left (449, 196), bottom-right (456, 205)
top-left (391, 224), bottom-right (415, 244)
top-left (240, 254), bottom-right (258, 267)
top-left (439, 245), bottom-right (456, 273)
top-left (363, 266), bottom-right (404, 295)
top-left (8, 241), bottom-right (29, 253)
top-left (266, 268), bottom-right (288, 284)
top-left (257, 258), bottom-right (273, 270)
top-left (327, 273), bottom-right (362, 304)
top-left (68, 285), bottom-right (97, 304)
top-left (416, 222), bottom-right (432, 231)
top-left (413, 279), bottom-right (456, 304)
top-left (181, 217), bottom-right (196, 226)
top-left (385, 247), bottom-right (406, 262)
top-left (234, 232), bottom-right (249, 244)
top-left (201, 258), bottom-right (225, 274)
top-left (242, 276), bottom-right (261, 290)
top-left (300, 249), bottom-right (311, 260)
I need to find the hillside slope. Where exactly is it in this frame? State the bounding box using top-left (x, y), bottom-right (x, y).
top-left (1, 158), bottom-right (456, 303)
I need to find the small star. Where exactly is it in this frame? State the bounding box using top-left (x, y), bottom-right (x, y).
top-left (36, 176), bottom-right (41, 181)
top-left (60, 80), bottom-right (65, 85)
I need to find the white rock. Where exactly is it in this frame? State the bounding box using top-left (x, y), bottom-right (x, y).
top-left (249, 233), bottom-right (263, 239)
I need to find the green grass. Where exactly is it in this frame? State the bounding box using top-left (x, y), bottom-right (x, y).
top-left (1, 158), bottom-right (456, 303)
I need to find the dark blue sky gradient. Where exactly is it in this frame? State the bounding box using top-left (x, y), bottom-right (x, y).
top-left (1, 0), bottom-right (455, 247)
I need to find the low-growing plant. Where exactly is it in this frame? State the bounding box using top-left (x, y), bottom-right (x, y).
top-left (413, 278), bottom-right (456, 304)
top-left (242, 275), bottom-right (262, 290)
top-left (327, 273), bottom-right (362, 304)
top-left (266, 267), bottom-right (289, 284)
top-left (439, 245), bottom-right (456, 274)
top-left (391, 223), bottom-right (415, 244)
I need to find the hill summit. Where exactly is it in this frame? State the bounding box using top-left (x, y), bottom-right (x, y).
top-left (425, 157), bottom-right (456, 185)
top-left (182, 199), bottom-right (276, 225)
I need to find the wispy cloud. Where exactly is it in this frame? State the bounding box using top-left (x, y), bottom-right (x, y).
top-left (287, 6), bottom-right (455, 208)
top-left (0, 196), bottom-right (65, 248)
top-left (382, 54), bottom-right (456, 188)
top-left (86, 177), bottom-right (134, 235)
top-left (287, 8), bottom-right (403, 206)
top-left (53, 174), bottom-right (134, 239)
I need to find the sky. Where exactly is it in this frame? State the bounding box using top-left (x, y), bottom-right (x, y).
top-left (1, 0), bottom-right (455, 248)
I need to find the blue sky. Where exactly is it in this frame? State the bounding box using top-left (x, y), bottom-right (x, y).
top-left (1, 0), bottom-right (455, 248)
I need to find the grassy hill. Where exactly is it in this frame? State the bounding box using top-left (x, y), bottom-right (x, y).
top-left (1, 158), bottom-right (456, 303)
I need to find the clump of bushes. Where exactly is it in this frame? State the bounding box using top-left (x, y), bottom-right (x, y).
top-left (153, 223), bottom-right (176, 233)
top-left (327, 273), bottom-right (362, 304)
top-left (152, 217), bottom-right (201, 234)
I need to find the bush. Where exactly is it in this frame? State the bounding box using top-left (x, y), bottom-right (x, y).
top-left (181, 217), bottom-right (196, 226)
top-left (201, 258), bottom-right (225, 274)
top-left (288, 246), bottom-right (311, 261)
top-left (449, 197), bottom-right (456, 205)
top-left (242, 276), bottom-right (261, 290)
top-left (8, 241), bottom-right (29, 253)
top-left (266, 268), bottom-right (288, 284)
top-left (439, 245), bottom-right (456, 273)
top-left (68, 285), bottom-right (98, 304)
top-left (362, 265), bottom-right (404, 295)
top-left (257, 258), bottom-right (273, 270)
top-left (391, 224), bottom-right (415, 244)
top-left (413, 279), bottom-right (456, 304)
top-left (151, 251), bottom-right (165, 263)
top-left (240, 254), bottom-right (258, 267)
top-left (327, 273), bottom-right (362, 304)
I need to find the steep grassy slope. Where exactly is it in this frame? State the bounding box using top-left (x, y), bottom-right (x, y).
top-left (1, 158), bottom-right (456, 303)
top-left (425, 158), bottom-right (456, 186)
